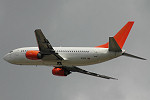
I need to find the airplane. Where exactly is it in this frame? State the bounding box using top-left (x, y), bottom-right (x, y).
top-left (3, 21), bottom-right (146, 80)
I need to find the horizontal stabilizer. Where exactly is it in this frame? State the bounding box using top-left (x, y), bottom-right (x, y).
top-left (122, 52), bottom-right (146, 60)
top-left (109, 37), bottom-right (122, 52)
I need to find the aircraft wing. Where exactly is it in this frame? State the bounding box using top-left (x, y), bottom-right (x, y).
top-left (63, 66), bottom-right (117, 80)
top-left (34, 29), bottom-right (63, 60)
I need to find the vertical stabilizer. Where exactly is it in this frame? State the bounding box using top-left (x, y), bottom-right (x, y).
top-left (96, 21), bottom-right (134, 49)
top-left (113, 21), bottom-right (134, 49)
top-left (109, 37), bottom-right (122, 52)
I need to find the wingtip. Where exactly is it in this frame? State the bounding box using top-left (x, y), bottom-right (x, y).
top-left (114, 78), bottom-right (118, 80)
top-left (142, 58), bottom-right (147, 60)
top-left (110, 77), bottom-right (118, 80)
top-left (35, 29), bottom-right (42, 32)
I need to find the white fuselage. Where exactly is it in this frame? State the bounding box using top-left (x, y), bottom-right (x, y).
top-left (3, 47), bottom-right (123, 67)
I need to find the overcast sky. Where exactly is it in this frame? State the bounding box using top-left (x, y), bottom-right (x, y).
top-left (0, 0), bottom-right (150, 100)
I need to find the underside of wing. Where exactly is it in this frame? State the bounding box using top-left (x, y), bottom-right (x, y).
top-left (34, 29), bottom-right (63, 60)
top-left (62, 66), bottom-right (117, 80)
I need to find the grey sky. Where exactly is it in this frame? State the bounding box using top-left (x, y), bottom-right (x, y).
top-left (0, 0), bottom-right (150, 100)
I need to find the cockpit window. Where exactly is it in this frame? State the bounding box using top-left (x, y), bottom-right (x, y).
top-left (9, 51), bottom-right (13, 53)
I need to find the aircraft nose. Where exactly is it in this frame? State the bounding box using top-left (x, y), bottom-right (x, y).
top-left (3, 53), bottom-right (11, 63)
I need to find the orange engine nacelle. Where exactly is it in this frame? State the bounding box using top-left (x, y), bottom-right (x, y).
top-left (52, 67), bottom-right (71, 76)
top-left (26, 50), bottom-right (42, 60)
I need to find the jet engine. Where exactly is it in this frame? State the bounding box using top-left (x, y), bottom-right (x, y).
top-left (52, 67), bottom-right (71, 76)
top-left (26, 50), bottom-right (42, 60)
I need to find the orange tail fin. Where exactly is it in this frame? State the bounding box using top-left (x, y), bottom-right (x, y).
top-left (96, 21), bottom-right (134, 49)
